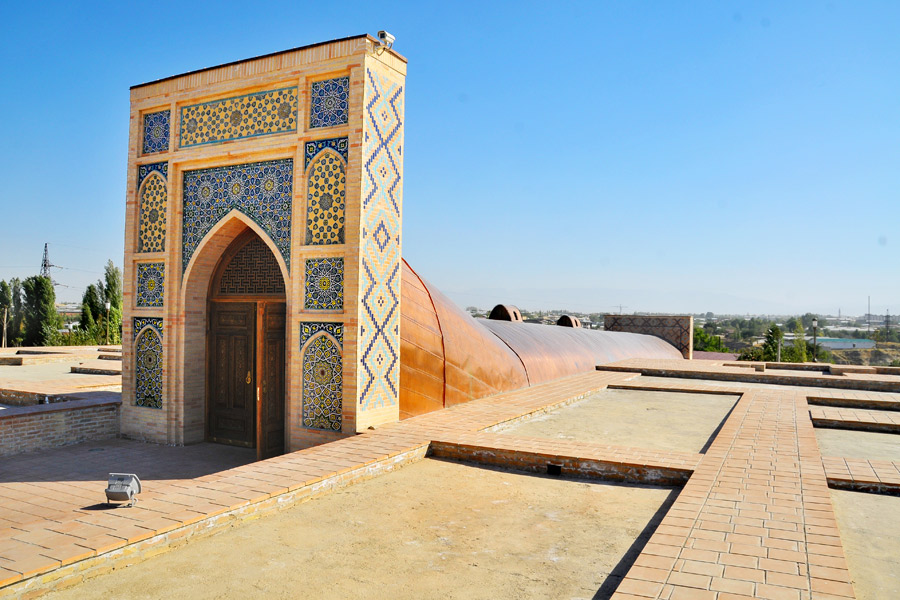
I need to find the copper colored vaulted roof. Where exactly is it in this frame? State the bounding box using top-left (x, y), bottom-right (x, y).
top-left (399, 260), bottom-right (684, 419)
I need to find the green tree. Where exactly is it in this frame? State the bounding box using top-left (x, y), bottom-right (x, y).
top-left (9, 278), bottom-right (24, 346)
top-left (80, 284), bottom-right (104, 331)
top-left (693, 327), bottom-right (729, 353)
top-left (801, 313), bottom-right (820, 335)
top-left (807, 341), bottom-right (831, 363)
top-left (0, 280), bottom-right (11, 346)
top-left (77, 262), bottom-right (124, 345)
top-left (22, 276), bottom-right (58, 346)
top-left (103, 260), bottom-right (122, 311)
top-left (792, 320), bottom-right (808, 363)
top-left (101, 261), bottom-right (123, 344)
top-left (737, 346), bottom-right (763, 361)
top-left (762, 324), bottom-right (783, 361)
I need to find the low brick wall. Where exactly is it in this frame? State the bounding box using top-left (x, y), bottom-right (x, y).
top-left (429, 440), bottom-right (693, 486)
top-left (604, 314), bottom-right (693, 359)
top-left (0, 398), bottom-right (120, 457)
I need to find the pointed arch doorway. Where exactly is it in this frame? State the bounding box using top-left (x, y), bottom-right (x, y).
top-left (207, 229), bottom-right (286, 460)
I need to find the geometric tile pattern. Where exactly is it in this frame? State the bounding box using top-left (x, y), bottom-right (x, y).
top-left (309, 77), bottom-right (350, 129)
top-left (138, 170), bottom-right (167, 253)
top-left (142, 110), bottom-right (170, 154)
top-left (304, 258), bottom-right (343, 311)
top-left (358, 67), bottom-right (404, 411)
top-left (136, 263), bottom-right (165, 308)
top-left (138, 161), bottom-right (168, 187)
top-left (300, 321), bottom-right (343, 349)
top-left (306, 149), bottom-right (346, 245)
top-left (179, 87), bottom-right (298, 148)
top-left (135, 328), bottom-right (163, 409)
top-left (217, 237), bottom-right (285, 296)
top-left (182, 159), bottom-right (293, 272)
top-left (302, 334), bottom-right (342, 431)
top-left (604, 314), bottom-right (694, 359)
top-left (133, 316), bottom-right (163, 340)
top-left (304, 137), bottom-right (349, 168)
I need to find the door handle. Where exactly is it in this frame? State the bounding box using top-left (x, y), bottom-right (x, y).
top-left (246, 370), bottom-right (251, 384)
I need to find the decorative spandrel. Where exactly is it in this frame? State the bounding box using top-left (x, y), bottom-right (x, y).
top-left (182, 159), bottom-right (293, 272)
top-left (133, 317), bottom-right (163, 340)
top-left (300, 321), bottom-right (343, 348)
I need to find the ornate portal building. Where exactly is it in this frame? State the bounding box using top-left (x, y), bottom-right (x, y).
top-left (123, 35), bottom-right (406, 455)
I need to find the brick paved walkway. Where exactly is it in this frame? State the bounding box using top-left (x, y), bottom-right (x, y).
top-left (3, 362), bottom-right (899, 598)
top-left (1, 371), bottom-right (641, 597)
top-left (611, 389), bottom-right (856, 599)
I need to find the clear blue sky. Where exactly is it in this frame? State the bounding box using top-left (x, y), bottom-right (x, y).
top-left (1, 1), bottom-right (897, 316)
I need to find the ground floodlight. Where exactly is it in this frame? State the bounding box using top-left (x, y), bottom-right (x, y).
top-left (105, 473), bottom-right (141, 507)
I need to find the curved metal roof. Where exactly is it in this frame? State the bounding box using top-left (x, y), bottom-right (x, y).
top-left (399, 259), bottom-right (684, 418)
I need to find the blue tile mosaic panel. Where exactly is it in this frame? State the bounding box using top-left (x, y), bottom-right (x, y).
top-left (136, 263), bottom-right (165, 308)
top-left (358, 67), bottom-right (404, 411)
top-left (306, 148), bottom-right (346, 245)
top-left (302, 334), bottom-right (342, 430)
top-left (139, 167), bottom-right (167, 253)
top-left (300, 322), bottom-right (343, 349)
top-left (135, 328), bottom-right (163, 409)
top-left (304, 137), bottom-right (349, 168)
top-left (180, 87), bottom-right (298, 148)
top-left (182, 159), bottom-right (293, 272)
top-left (133, 317), bottom-right (163, 340)
top-left (142, 110), bottom-right (170, 154)
top-left (304, 258), bottom-right (343, 310)
top-left (309, 77), bottom-right (350, 129)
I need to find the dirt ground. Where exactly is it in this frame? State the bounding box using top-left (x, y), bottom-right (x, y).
top-left (831, 490), bottom-right (900, 600)
top-left (498, 388), bottom-right (738, 453)
top-left (815, 428), bottom-right (900, 461)
top-left (43, 459), bottom-right (675, 600)
top-left (831, 341), bottom-right (900, 366)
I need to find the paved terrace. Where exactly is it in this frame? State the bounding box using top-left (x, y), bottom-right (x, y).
top-left (602, 358), bottom-right (900, 393)
top-left (0, 347), bottom-right (121, 407)
top-left (1, 360), bottom-right (898, 598)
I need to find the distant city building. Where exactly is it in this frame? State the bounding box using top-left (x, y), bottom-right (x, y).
top-left (816, 338), bottom-right (875, 350)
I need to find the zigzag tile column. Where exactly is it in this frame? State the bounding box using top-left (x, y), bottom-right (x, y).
top-left (355, 56), bottom-right (405, 430)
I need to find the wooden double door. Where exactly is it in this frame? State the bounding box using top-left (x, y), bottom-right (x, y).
top-left (208, 301), bottom-right (285, 459)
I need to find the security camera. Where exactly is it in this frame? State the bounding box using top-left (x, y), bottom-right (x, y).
top-left (377, 30), bottom-right (395, 49)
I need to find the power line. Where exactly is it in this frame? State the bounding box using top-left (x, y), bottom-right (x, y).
top-left (48, 243), bottom-right (111, 254)
top-left (54, 266), bottom-right (104, 275)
